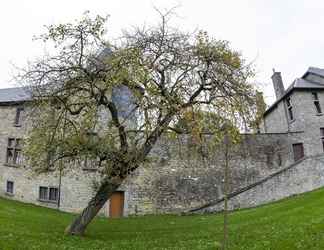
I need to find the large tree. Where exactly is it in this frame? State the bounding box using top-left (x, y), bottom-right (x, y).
top-left (20, 11), bottom-right (257, 235)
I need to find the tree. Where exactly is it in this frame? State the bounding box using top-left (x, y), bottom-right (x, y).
top-left (250, 90), bottom-right (267, 133)
top-left (20, 10), bottom-right (257, 235)
top-left (222, 131), bottom-right (230, 250)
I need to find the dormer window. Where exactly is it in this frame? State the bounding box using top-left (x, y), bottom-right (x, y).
top-left (286, 97), bottom-right (294, 120)
top-left (14, 107), bottom-right (24, 126)
top-left (312, 92), bottom-right (322, 114)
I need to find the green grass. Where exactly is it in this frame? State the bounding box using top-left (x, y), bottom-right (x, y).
top-left (1, 189), bottom-right (324, 250)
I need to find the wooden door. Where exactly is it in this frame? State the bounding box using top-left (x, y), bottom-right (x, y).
top-left (109, 191), bottom-right (124, 218)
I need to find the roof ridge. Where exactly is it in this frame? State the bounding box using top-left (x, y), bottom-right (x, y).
top-left (0, 86), bottom-right (26, 91)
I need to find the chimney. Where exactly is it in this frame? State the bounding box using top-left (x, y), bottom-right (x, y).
top-left (271, 69), bottom-right (285, 100)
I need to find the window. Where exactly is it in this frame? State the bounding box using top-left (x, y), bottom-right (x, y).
top-left (277, 153), bottom-right (282, 166)
top-left (312, 92), bottom-right (322, 114)
top-left (6, 138), bottom-right (22, 166)
top-left (6, 181), bottom-right (14, 194)
top-left (39, 187), bottom-right (48, 200)
top-left (49, 187), bottom-right (58, 201)
top-left (286, 97), bottom-right (294, 120)
top-left (14, 107), bottom-right (24, 126)
top-left (293, 143), bottom-right (304, 162)
top-left (82, 156), bottom-right (97, 171)
top-left (320, 128), bottom-right (324, 152)
top-left (39, 186), bottom-right (58, 202)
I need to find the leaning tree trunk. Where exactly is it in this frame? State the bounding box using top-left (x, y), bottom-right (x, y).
top-left (65, 177), bottom-right (123, 236)
top-left (65, 113), bottom-right (174, 236)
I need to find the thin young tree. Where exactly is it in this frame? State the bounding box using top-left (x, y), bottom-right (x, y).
top-left (19, 10), bottom-right (257, 235)
top-left (222, 129), bottom-right (233, 250)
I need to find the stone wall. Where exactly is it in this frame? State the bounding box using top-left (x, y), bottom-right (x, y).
top-left (2, 88), bottom-right (324, 217)
top-left (0, 104), bottom-right (296, 216)
top-left (185, 89), bottom-right (324, 213)
top-left (0, 104), bottom-right (107, 215)
top-left (200, 154), bottom-right (324, 212)
top-left (124, 133), bottom-right (297, 215)
top-left (288, 90), bottom-right (324, 155)
top-left (264, 101), bottom-right (289, 133)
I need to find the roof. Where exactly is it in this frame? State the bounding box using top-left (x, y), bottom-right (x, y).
top-left (0, 86), bottom-right (31, 104)
top-left (285, 77), bottom-right (324, 91)
top-left (302, 67), bottom-right (324, 78)
top-left (0, 47), bottom-right (115, 105)
top-left (264, 67), bottom-right (324, 116)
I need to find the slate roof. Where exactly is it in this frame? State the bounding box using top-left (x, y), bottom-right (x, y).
top-left (264, 67), bottom-right (324, 116)
top-left (302, 67), bottom-right (324, 78)
top-left (0, 86), bottom-right (31, 104)
top-left (285, 78), bottom-right (324, 92)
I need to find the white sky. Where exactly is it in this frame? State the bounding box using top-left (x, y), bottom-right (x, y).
top-left (1, 0), bottom-right (324, 105)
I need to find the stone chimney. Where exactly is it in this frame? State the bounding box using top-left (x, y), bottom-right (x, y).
top-left (271, 69), bottom-right (285, 100)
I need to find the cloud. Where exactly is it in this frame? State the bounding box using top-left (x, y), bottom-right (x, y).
top-left (1, 0), bottom-right (324, 107)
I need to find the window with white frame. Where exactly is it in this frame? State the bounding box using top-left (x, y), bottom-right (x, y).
top-left (6, 138), bottom-right (22, 166)
top-left (312, 92), bottom-right (322, 114)
top-left (39, 186), bottom-right (58, 202)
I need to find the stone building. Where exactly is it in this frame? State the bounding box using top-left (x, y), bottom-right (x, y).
top-left (1, 67), bottom-right (324, 217)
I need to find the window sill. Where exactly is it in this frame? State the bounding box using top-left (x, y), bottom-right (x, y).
top-left (4, 163), bottom-right (21, 168)
top-left (288, 119), bottom-right (295, 124)
top-left (13, 124), bottom-right (22, 127)
top-left (5, 192), bottom-right (14, 197)
top-left (37, 199), bottom-right (58, 204)
top-left (316, 113), bottom-right (323, 116)
top-left (82, 168), bottom-right (98, 172)
top-left (44, 168), bottom-right (56, 172)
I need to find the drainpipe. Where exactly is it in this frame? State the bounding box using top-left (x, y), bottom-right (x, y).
top-left (57, 111), bottom-right (67, 210)
top-left (58, 166), bottom-right (62, 209)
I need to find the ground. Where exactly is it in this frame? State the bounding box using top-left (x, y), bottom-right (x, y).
top-left (1, 189), bottom-right (324, 250)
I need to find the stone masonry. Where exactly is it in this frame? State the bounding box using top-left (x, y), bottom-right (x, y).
top-left (2, 67), bottom-right (324, 216)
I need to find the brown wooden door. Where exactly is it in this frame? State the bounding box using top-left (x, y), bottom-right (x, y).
top-left (109, 191), bottom-right (124, 218)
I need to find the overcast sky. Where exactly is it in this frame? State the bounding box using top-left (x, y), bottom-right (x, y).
top-left (1, 0), bottom-right (324, 105)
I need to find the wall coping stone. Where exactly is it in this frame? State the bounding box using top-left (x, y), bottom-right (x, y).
top-left (186, 153), bottom-right (324, 213)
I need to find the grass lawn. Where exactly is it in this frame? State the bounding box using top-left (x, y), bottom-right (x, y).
top-left (1, 189), bottom-right (324, 250)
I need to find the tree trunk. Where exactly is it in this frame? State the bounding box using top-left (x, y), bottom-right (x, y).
top-left (64, 113), bottom-right (175, 236)
top-left (65, 177), bottom-right (123, 236)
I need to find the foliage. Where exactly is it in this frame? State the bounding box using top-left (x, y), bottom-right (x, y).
top-left (18, 10), bottom-right (258, 233)
top-left (250, 90), bottom-right (267, 132)
top-left (2, 187), bottom-right (324, 249)
top-left (20, 11), bottom-right (256, 175)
